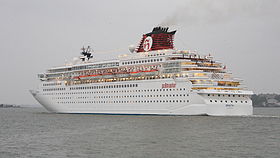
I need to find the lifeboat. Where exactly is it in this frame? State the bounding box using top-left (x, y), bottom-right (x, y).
top-left (115, 72), bottom-right (130, 78)
top-left (129, 71), bottom-right (143, 77)
top-left (141, 69), bottom-right (158, 76)
top-left (101, 73), bottom-right (115, 79)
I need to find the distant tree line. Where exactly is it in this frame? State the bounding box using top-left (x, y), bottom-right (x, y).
top-left (0, 104), bottom-right (20, 108)
top-left (251, 94), bottom-right (280, 107)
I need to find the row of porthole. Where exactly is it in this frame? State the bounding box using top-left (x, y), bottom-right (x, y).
top-left (95, 94), bottom-right (189, 99)
top-left (208, 94), bottom-right (245, 97)
top-left (210, 100), bottom-right (248, 103)
top-left (43, 88), bottom-right (188, 95)
top-left (94, 88), bottom-right (187, 94)
top-left (58, 99), bottom-right (189, 104)
top-left (43, 88), bottom-right (65, 91)
top-left (53, 94), bottom-right (189, 100)
top-left (70, 83), bottom-right (138, 90)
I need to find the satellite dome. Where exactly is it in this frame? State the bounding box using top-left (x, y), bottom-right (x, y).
top-left (129, 45), bottom-right (136, 53)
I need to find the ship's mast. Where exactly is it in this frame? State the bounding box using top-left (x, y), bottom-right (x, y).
top-left (80, 46), bottom-right (93, 61)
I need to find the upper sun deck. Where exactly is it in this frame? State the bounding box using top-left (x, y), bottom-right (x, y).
top-left (46, 59), bottom-right (120, 74)
top-left (44, 48), bottom-right (216, 75)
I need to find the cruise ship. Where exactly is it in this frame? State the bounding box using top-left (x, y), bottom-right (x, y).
top-left (30, 27), bottom-right (253, 116)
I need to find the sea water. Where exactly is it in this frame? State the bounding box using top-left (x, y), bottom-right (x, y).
top-left (0, 107), bottom-right (279, 158)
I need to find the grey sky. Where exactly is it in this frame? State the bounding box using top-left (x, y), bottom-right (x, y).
top-left (0, 0), bottom-right (279, 105)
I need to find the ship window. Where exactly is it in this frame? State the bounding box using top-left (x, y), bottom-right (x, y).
top-left (210, 100), bottom-right (212, 102)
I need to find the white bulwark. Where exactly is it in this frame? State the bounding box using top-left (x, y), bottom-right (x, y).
top-left (30, 27), bottom-right (253, 116)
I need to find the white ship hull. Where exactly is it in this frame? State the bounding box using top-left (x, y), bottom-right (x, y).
top-left (31, 27), bottom-right (254, 116)
top-left (31, 78), bottom-right (253, 116)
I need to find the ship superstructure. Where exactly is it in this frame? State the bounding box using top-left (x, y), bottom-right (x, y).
top-left (31, 27), bottom-right (253, 115)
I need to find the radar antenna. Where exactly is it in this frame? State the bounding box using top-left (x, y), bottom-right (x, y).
top-left (80, 46), bottom-right (93, 61)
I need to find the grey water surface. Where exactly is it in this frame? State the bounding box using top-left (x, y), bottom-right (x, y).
top-left (0, 107), bottom-right (279, 158)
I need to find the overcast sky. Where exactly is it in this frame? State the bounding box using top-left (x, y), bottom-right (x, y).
top-left (0, 0), bottom-right (280, 105)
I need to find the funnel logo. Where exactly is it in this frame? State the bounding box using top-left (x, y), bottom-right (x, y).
top-left (143, 36), bottom-right (153, 51)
